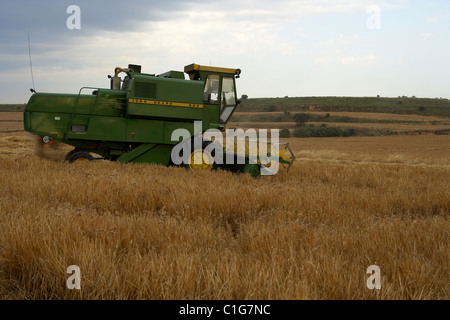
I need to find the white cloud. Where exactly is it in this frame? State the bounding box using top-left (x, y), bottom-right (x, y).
top-left (2, 0), bottom-right (450, 103)
top-left (420, 32), bottom-right (433, 38)
top-left (311, 33), bottom-right (361, 65)
top-left (341, 54), bottom-right (384, 66)
top-left (234, 0), bottom-right (396, 21)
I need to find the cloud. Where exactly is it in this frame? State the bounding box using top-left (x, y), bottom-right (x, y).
top-left (234, 0), bottom-right (387, 21)
top-left (311, 33), bottom-right (361, 65)
top-left (341, 54), bottom-right (384, 66)
top-left (420, 32), bottom-right (433, 38)
top-left (1, 0), bottom-right (448, 103)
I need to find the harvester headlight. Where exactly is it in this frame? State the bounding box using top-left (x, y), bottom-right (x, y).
top-left (42, 136), bottom-right (53, 144)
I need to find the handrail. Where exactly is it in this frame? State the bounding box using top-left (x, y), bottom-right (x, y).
top-left (68, 87), bottom-right (102, 134)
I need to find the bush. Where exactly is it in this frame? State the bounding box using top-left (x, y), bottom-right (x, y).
top-left (293, 127), bottom-right (311, 137)
top-left (267, 104), bottom-right (277, 112)
top-left (343, 128), bottom-right (356, 137)
top-left (293, 126), bottom-right (357, 138)
top-left (279, 127), bottom-right (291, 138)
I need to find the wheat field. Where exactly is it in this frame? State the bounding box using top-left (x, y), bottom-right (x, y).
top-left (0, 133), bottom-right (448, 300)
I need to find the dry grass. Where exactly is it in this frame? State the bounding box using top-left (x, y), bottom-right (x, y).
top-left (0, 112), bottom-right (24, 132)
top-left (312, 122), bottom-right (450, 132)
top-left (0, 133), bottom-right (448, 300)
top-left (0, 122), bottom-right (23, 132)
top-left (286, 135), bottom-right (450, 166)
top-left (0, 112), bottom-right (23, 121)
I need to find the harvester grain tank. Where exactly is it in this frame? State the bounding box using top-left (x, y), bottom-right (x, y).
top-left (23, 63), bottom-right (295, 177)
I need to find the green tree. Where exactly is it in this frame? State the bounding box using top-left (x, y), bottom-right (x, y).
top-left (292, 113), bottom-right (310, 127)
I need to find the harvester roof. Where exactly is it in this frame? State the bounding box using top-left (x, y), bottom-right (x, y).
top-left (184, 63), bottom-right (241, 80)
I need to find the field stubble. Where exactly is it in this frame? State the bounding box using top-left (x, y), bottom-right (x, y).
top-left (0, 133), bottom-right (448, 299)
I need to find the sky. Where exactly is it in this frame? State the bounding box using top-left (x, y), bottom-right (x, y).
top-left (0, 0), bottom-right (449, 103)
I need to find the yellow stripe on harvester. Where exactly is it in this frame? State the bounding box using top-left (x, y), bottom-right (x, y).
top-left (129, 98), bottom-right (203, 109)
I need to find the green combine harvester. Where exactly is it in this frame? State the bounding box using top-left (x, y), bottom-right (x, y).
top-left (23, 63), bottom-right (295, 177)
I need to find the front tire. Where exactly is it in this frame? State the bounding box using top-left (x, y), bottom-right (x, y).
top-left (67, 151), bottom-right (94, 164)
top-left (184, 140), bottom-right (218, 171)
top-left (64, 149), bottom-right (79, 162)
top-left (186, 147), bottom-right (215, 171)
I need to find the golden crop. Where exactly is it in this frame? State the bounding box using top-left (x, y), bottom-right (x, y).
top-left (0, 133), bottom-right (448, 299)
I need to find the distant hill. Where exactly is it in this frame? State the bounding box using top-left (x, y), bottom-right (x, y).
top-left (3, 96), bottom-right (449, 117)
top-left (0, 104), bottom-right (26, 112)
top-left (236, 96), bottom-right (450, 118)
top-left (229, 96), bottom-right (450, 137)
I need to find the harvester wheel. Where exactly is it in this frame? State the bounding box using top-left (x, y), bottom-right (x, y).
top-left (64, 149), bottom-right (79, 162)
top-left (185, 141), bottom-right (217, 171)
top-left (67, 151), bottom-right (94, 164)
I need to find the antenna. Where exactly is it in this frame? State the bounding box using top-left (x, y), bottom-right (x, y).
top-left (28, 31), bottom-right (36, 93)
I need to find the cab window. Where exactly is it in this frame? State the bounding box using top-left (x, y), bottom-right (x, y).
top-left (219, 77), bottom-right (236, 123)
top-left (203, 75), bottom-right (220, 104)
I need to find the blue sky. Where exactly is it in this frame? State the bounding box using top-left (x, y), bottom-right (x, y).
top-left (0, 0), bottom-right (449, 103)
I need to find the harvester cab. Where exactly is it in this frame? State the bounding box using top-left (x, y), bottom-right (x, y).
top-left (184, 63), bottom-right (241, 127)
top-left (23, 63), bottom-right (295, 177)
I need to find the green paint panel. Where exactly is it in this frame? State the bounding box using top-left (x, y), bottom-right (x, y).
top-left (26, 93), bottom-right (96, 115)
top-left (131, 144), bottom-right (172, 165)
top-left (126, 119), bottom-right (165, 143)
top-left (65, 116), bottom-right (127, 141)
top-left (163, 121), bottom-right (196, 144)
top-left (27, 112), bottom-right (71, 138)
top-left (91, 89), bottom-right (127, 117)
top-left (118, 143), bottom-right (172, 165)
top-left (87, 117), bottom-right (127, 141)
top-left (127, 103), bottom-right (203, 120)
top-left (118, 143), bottom-right (155, 163)
top-left (132, 74), bottom-right (203, 104)
top-left (157, 70), bottom-right (185, 79)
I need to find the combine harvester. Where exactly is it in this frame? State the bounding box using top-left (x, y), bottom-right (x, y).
top-left (23, 63), bottom-right (295, 177)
